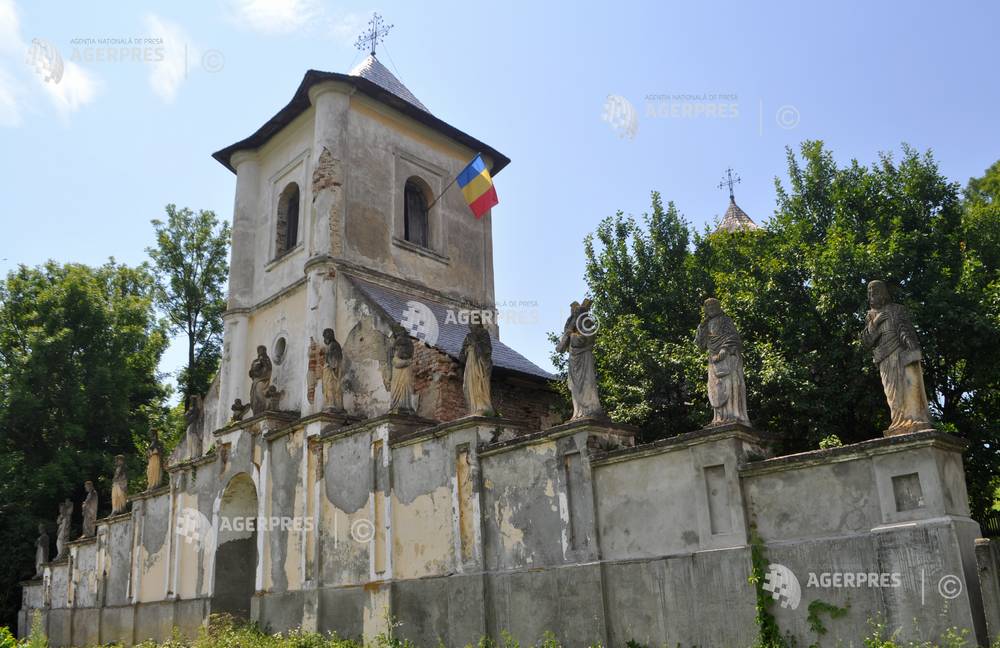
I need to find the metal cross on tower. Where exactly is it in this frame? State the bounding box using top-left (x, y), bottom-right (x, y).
top-left (354, 13), bottom-right (393, 57)
top-left (718, 168), bottom-right (741, 201)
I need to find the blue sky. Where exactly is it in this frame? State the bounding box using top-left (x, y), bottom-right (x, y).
top-left (1, 0), bottom-right (998, 394)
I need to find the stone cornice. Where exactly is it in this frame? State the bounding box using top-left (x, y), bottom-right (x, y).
top-left (589, 422), bottom-right (775, 466)
top-left (738, 430), bottom-right (966, 477)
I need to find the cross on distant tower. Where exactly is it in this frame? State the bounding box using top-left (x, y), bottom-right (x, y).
top-left (354, 13), bottom-right (393, 57)
top-left (718, 168), bottom-right (741, 201)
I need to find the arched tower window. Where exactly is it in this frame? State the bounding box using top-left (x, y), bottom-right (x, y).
top-left (403, 178), bottom-right (430, 249)
top-left (275, 182), bottom-right (300, 256)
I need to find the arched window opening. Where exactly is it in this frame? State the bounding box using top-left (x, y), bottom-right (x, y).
top-left (404, 178), bottom-right (430, 248)
top-left (275, 183), bottom-right (300, 256)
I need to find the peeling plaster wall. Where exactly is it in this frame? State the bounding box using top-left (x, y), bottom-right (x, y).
top-left (320, 428), bottom-right (374, 587)
top-left (480, 441), bottom-right (566, 571)
top-left (137, 493), bottom-right (170, 603)
top-left (344, 98), bottom-right (494, 307)
top-left (266, 430), bottom-right (305, 593)
top-left (245, 287), bottom-right (307, 413)
top-left (390, 438), bottom-right (458, 580)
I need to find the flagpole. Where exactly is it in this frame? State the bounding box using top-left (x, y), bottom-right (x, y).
top-left (426, 152), bottom-right (482, 210)
top-left (426, 174), bottom-right (459, 211)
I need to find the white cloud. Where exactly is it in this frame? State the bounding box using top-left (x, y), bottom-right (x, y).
top-left (328, 11), bottom-right (369, 46)
top-left (38, 60), bottom-right (99, 119)
top-left (227, 0), bottom-right (322, 35)
top-left (0, 64), bottom-right (24, 126)
top-left (0, 0), bottom-right (100, 124)
top-left (0, 0), bottom-right (24, 56)
top-left (144, 14), bottom-right (196, 103)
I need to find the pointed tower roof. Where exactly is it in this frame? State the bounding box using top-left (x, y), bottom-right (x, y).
top-left (349, 54), bottom-right (429, 113)
top-left (715, 197), bottom-right (760, 233)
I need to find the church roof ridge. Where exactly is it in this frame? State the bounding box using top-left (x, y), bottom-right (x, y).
top-left (714, 196), bottom-right (760, 233)
top-left (212, 68), bottom-right (509, 175)
top-left (348, 54), bottom-right (428, 112)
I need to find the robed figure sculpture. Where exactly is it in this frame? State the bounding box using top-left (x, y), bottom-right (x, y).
top-left (322, 328), bottom-right (345, 412)
top-left (695, 298), bottom-right (751, 427)
top-left (460, 321), bottom-right (495, 416)
top-left (389, 323), bottom-right (416, 414)
top-left (556, 299), bottom-right (605, 420)
top-left (249, 345), bottom-right (273, 415)
top-left (860, 280), bottom-right (933, 436)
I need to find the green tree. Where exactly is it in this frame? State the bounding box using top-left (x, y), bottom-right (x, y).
top-left (575, 143), bottom-right (1000, 518)
top-left (148, 205), bottom-right (231, 407)
top-left (0, 260), bottom-right (169, 628)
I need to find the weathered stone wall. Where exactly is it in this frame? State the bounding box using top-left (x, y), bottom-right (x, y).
top-left (18, 425), bottom-right (999, 647)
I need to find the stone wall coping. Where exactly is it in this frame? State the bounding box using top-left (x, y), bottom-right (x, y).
top-left (98, 511), bottom-right (132, 525)
top-left (166, 449), bottom-right (217, 474)
top-left (263, 410), bottom-right (362, 442)
top-left (317, 411), bottom-right (438, 444)
top-left (477, 417), bottom-right (636, 458)
top-left (739, 430), bottom-right (967, 477)
top-left (128, 485), bottom-right (170, 502)
top-left (588, 422), bottom-right (774, 466)
top-left (391, 415), bottom-right (532, 448)
top-left (66, 535), bottom-right (97, 547)
top-left (214, 409), bottom-right (301, 437)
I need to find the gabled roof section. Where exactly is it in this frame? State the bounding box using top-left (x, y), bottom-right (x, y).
top-left (349, 55), bottom-right (428, 112)
top-left (348, 276), bottom-right (555, 382)
top-left (715, 198), bottom-right (760, 233)
top-left (212, 68), bottom-right (510, 175)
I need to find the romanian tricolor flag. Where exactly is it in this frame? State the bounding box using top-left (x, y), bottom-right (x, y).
top-left (457, 154), bottom-right (499, 219)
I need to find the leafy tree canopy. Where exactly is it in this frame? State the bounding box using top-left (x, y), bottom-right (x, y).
top-left (0, 260), bottom-right (170, 626)
top-left (571, 142), bottom-right (1000, 518)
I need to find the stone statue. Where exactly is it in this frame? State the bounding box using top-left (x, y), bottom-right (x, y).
top-left (35, 523), bottom-right (49, 577)
top-left (230, 398), bottom-right (251, 422)
top-left (556, 299), bottom-right (605, 420)
top-left (185, 394), bottom-right (203, 429)
top-left (111, 455), bottom-right (128, 515)
top-left (861, 280), bottom-right (933, 435)
top-left (80, 481), bottom-right (98, 538)
top-left (55, 499), bottom-right (72, 560)
top-left (249, 345), bottom-right (273, 415)
top-left (322, 328), bottom-right (345, 412)
top-left (695, 298), bottom-right (751, 427)
top-left (389, 323), bottom-right (416, 414)
top-left (146, 431), bottom-right (164, 490)
top-left (460, 321), bottom-right (495, 416)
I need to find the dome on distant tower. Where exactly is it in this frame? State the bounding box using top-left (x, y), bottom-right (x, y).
top-left (715, 197), bottom-right (759, 233)
top-left (349, 54), bottom-right (429, 113)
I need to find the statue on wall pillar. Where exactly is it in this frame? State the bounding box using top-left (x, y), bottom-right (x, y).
top-left (695, 298), bottom-right (751, 427)
top-left (861, 280), bottom-right (933, 436)
top-left (249, 345), bottom-right (273, 415)
top-left (322, 328), bottom-right (345, 412)
top-left (556, 299), bottom-right (605, 420)
top-left (55, 499), bottom-right (72, 560)
top-left (389, 323), bottom-right (416, 414)
top-left (146, 430), bottom-right (164, 490)
top-left (35, 523), bottom-right (49, 577)
top-left (460, 321), bottom-right (495, 416)
top-left (80, 481), bottom-right (98, 538)
top-left (111, 455), bottom-right (128, 515)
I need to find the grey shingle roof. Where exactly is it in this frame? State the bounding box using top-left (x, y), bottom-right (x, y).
top-left (349, 55), bottom-right (429, 113)
top-left (715, 198), bottom-right (760, 233)
top-left (349, 276), bottom-right (555, 381)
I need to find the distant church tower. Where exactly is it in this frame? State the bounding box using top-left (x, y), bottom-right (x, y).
top-left (713, 168), bottom-right (759, 233)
